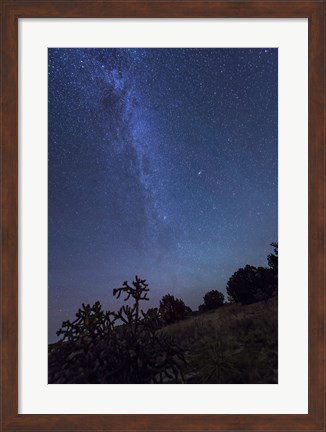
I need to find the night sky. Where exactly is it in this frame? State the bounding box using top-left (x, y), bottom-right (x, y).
top-left (48, 48), bottom-right (278, 342)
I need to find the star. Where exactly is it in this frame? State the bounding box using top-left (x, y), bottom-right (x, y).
top-left (48, 47), bottom-right (278, 342)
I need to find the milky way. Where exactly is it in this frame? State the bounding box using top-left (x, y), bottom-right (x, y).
top-left (48, 48), bottom-right (278, 341)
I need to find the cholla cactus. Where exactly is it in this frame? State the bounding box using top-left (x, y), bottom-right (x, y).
top-left (49, 276), bottom-right (186, 384)
top-left (56, 301), bottom-right (115, 343)
top-left (113, 275), bottom-right (149, 333)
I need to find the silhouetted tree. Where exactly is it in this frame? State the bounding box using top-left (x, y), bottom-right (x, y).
top-left (159, 294), bottom-right (191, 325)
top-left (199, 290), bottom-right (225, 311)
top-left (266, 242), bottom-right (278, 298)
top-left (226, 265), bottom-right (259, 304)
top-left (226, 243), bottom-right (278, 304)
top-left (268, 242), bottom-right (278, 272)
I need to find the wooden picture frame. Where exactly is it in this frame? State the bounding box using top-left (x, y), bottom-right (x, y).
top-left (1, 1), bottom-right (324, 430)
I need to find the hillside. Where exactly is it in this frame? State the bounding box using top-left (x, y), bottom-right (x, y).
top-left (161, 296), bottom-right (278, 384)
top-left (49, 287), bottom-right (278, 384)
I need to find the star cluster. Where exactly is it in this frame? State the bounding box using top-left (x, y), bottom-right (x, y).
top-left (48, 48), bottom-right (278, 342)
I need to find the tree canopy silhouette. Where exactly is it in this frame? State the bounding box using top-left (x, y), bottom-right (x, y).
top-left (159, 294), bottom-right (192, 325)
top-left (226, 243), bottom-right (278, 304)
top-left (199, 289), bottom-right (225, 311)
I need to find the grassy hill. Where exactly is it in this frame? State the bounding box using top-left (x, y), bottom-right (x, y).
top-left (161, 296), bottom-right (278, 384)
top-left (49, 293), bottom-right (278, 384)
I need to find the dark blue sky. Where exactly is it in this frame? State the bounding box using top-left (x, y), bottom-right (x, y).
top-left (48, 48), bottom-right (278, 342)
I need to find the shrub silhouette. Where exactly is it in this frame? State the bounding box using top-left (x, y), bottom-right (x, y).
top-left (199, 290), bottom-right (225, 311)
top-left (159, 294), bottom-right (191, 325)
top-left (49, 276), bottom-right (186, 384)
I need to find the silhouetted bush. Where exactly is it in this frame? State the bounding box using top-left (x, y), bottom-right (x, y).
top-left (159, 294), bottom-right (192, 325)
top-left (49, 276), bottom-right (186, 384)
top-left (199, 290), bottom-right (225, 311)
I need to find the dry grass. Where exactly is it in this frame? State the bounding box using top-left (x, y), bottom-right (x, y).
top-left (162, 297), bottom-right (278, 384)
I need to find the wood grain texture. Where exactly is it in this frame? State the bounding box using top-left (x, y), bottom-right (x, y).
top-left (0, 1), bottom-right (325, 431)
top-left (307, 3), bottom-right (325, 429)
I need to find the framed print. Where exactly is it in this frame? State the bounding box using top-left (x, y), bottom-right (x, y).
top-left (1, 1), bottom-right (325, 431)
